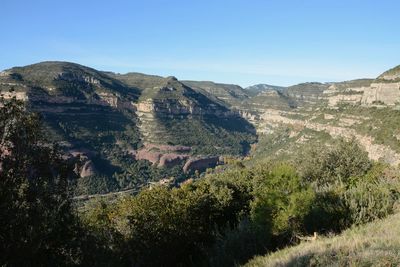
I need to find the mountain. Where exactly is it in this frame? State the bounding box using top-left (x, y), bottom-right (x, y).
top-left (2, 61), bottom-right (400, 195)
top-left (243, 69), bottom-right (400, 166)
top-left (245, 84), bottom-right (286, 96)
top-left (0, 61), bottom-right (256, 194)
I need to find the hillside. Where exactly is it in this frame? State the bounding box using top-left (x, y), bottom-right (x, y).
top-left (241, 72), bottom-right (400, 166)
top-left (182, 80), bottom-right (250, 107)
top-left (2, 61), bottom-right (400, 195)
top-left (377, 64), bottom-right (400, 81)
top-left (244, 211), bottom-right (400, 267)
top-left (0, 61), bottom-right (257, 194)
top-left (245, 84), bottom-right (287, 96)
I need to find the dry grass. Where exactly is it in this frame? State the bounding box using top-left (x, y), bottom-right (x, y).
top-left (244, 212), bottom-right (400, 267)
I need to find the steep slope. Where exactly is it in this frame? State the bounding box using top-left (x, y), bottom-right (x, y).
top-left (0, 62), bottom-right (144, 193)
top-left (245, 84), bottom-right (286, 96)
top-left (112, 73), bottom-right (257, 156)
top-left (377, 65), bottom-right (400, 81)
top-left (0, 62), bottom-right (257, 194)
top-left (285, 82), bottom-right (330, 107)
top-left (244, 211), bottom-right (400, 267)
top-left (182, 80), bottom-right (249, 107)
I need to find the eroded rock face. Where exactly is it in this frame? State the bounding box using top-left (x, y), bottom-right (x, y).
top-left (134, 150), bottom-right (162, 165)
top-left (134, 98), bottom-right (237, 117)
top-left (159, 154), bottom-right (189, 168)
top-left (361, 82), bottom-right (400, 105)
top-left (131, 144), bottom-right (223, 171)
top-left (92, 92), bottom-right (136, 110)
top-left (80, 160), bottom-right (97, 177)
top-left (64, 149), bottom-right (99, 178)
top-left (183, 156), bottom-right (221, 173)
top-left (0, 91), bottom-right (28, 101)
top-left (133, 144), bottom-right (191, 167)
top-left (321, 80), bottom-right (400, 107)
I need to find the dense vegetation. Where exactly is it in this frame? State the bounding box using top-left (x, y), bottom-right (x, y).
top-left (1, 94), bottom-right (399, 266)
top-left (0, 95), bottom-right (83, 265)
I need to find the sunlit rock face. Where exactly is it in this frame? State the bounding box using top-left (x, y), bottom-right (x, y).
top-left (361, 82), bottom-right (400, 106)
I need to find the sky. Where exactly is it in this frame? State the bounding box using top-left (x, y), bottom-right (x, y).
top-left (1, 0), bottom-right (400, 87)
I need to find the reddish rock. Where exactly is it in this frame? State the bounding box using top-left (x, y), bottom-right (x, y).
top-left (158, 154), bottom-right (189, 168)
top-left (80, 160), bottom-right (97, 178)
top-left (132, 144), bottom-right (192, 166)
top-left (135, 150), bottom-right (162, 165)
top-left (183, 156), bottom-right (220, 173)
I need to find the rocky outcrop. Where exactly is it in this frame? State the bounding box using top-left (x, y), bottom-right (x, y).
top-left (0, 71), bottom-right (10, 77)
top-left (132, 144), bottom-right (191, 167)
top-left (159, 154), bottom-right (189, 168)
top-left (361, 82), bottom-right (400, 106)
top-left (183, 156), bottom-right (221, 173)
top-left (134, 149), bottom-right (162, 165)
top-left (323, 85), bottom-right (366, 107)
top-left (80, 160), bottom-right (97, 177)
top-left (57, 72), bottom-right (101, 85)
top-left (321, 82), bottom-right (400, 107)
top-left (92, 92), bottom-right (136, 110)
top-left (134, 98), bottom-right (237, 117)
top-left (239, 110), bottom-right (259, 122)
top-left (0, 91), bottom-right (28, 101)
top-left (133, 144), bottom-right (223, 172)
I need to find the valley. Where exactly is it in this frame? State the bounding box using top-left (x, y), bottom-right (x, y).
top-left (1, 62), bottom-right (400, 195)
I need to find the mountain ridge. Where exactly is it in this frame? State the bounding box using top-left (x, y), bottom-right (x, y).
top-left (2, 61), bottom-right (400, 194)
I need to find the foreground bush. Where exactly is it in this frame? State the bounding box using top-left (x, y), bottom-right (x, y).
top-left (0, 96), bottom-right (83, 265)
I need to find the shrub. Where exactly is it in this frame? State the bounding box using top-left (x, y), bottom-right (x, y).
top-left (343, 164), bottom-right (400, 225)
top-left (297, 138), bottom-right (372, 188)
top-left (250, 164), bottom-right (315, 241)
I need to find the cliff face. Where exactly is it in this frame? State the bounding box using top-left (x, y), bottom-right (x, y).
top-left (361, 82), bottom-right (400, 105)
top-left (134, 98), bottom-right (237, 117)
top-left (318, 69), bottom-right (400, 107)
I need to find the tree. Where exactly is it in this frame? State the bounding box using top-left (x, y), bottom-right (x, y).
top-left (296, 138), bottom-right (372, 188)
top-left (0, 94), bottom-right (81, 266)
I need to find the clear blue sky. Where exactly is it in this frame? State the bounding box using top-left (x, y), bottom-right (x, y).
top-left (1, 0), bottom-right (400, 87)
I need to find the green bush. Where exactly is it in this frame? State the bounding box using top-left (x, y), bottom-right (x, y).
top-left (297, 138), bottom-right (372, 188)
top-left (250, 164), bottom-right (315, 240)
top-left (343, 164), bottom-right (400, 225)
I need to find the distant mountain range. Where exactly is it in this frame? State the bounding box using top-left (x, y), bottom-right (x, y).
top-left (1, 61), bottom-right (400, 194)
